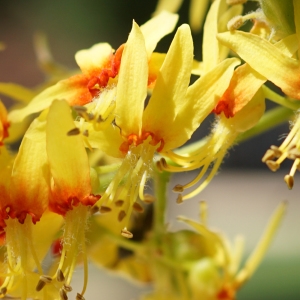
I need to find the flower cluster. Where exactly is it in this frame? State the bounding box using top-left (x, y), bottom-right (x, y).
top-left (0, 0), bottom-right (298, 299)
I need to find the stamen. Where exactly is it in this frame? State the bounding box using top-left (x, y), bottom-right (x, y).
top-left (60, 287), bottom-right (68, 300)
top-left (132, 202), bottom-right (144, 213)
top-left (115, 200), bottom-right (124, 207)
top-left (226, 0), bottom-right (247, 5)
top-left (143, 194), bottom-right (155, 204)
top-left (138, 171), bottom-right (148, 200)
top-left (0, 287), bottom-right (7, 296)
top-left (265, 160), bottom-right (280, 172)
top-left (121, 227), bottom-right (133, 239)
top-left (36, 275), bottom-right (52, 291)
top-left (67, 128), bottom-right (80, 136)
top-left (99, 206), bottom-right (112, 213)
top-left (57, 269), bottom-right (65, 282)
top-left (90, 206), bottom-right (99, 215)
top-left (176, 194), bottom-right (183, 204)
top-left (284, 175), bottom-right (294, 189)
top-left (63, 284), bottom-right (73, 292)
top-left (262, 149), bottom-right (276, 162)
top-left (173, 184), bottom-right (184, 193)
top-left (82, 129), bottom-right (89, 137)
top-left (270, 145), bottom-right (282, 157)
top-left (118, 210), bottom-right (126, 222)
top-left (76, 293), bottom-right (86, 300)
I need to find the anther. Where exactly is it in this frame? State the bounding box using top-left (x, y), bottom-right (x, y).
top-left (90, 205), bottom-right (99, 215)
top-left (176, 194), bottom-right (183, 204)
top-left (132, 202), bottom-right (144, 213)
top-left (82, 129), bottom-right (89, 137)
top-left (67, 128), bottom-right (80, 136)
top-left (160, 158), bottom-right (168, 169)
top-left (284, 174), bottom-right (294, 189)
top-left (266, 160), bottom-right (280, 172)
top-left (57, 269), bottom-right (65, 282)
top-left (97, 115), bottom-right (104, 123)
top-left (118, 210), bottom-right (126, 222)
top-left (0, 287), bottom-right (7, 296)
top-left (115, 200), bottom-right (124, 207)
top-left (227, 15), bottom-right (244, 31)
top-left (262, 149), bottom-right (275, 162)
top-left (99, 206), bottom-right (112, 213)
top-left (63, 284), bottom-right (73, 292)
top-left (156, 160), bottom-right (163, 172)
top-left (173, 184), bottom-right (184, 193)
top-left (76, 293), bottom-right (86, 300)
top-left (88, 113), bottom-right (95, 120)
top-left (60, 288), bottom-right (68, 300)
top-left (121, 227), bottom-right (133, 239)
top-left (36, 275), bottom-right (52, 291)
top-left (287, 148), bottom-right (300, 160)
top-left (73, 106), bottom-right (88, 113)
top-left (270, 145), bottom-right (282, 157)
top-left (143, 194), bottom-right (155, 204)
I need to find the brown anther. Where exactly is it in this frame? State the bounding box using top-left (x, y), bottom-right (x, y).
top-left (118, 210), bottom-right (126, 222)
top-left (0, 287), bottom-right (7, 296)
top-left (121, 227), bottom-right (133, 239)
top-left (176, 194), bottom-right (183, 204)
top-left (73, 105), bottom-right (88, 112)
top-left (284, 174), bottom-right (294, 189)
top-left (99, 206), bottom-right (112, 213)
top-left (266, 160), bottom-right (280, 172)
top-left (57, 269), bottom-right (65, 282)
top-left (67, 128), bottom-right (80, 136)
top-left (90, 205), bottom-right (99, 215)
top-left (36, 275), bottom-right (52, 291)
top-left (82, 129), bottom-right (89, 137)
top-left (60, 288), bottom-right (68, 300)
top-left (88, 113), bottom-right (95, 120)
top-left (262, 149), bottom-right (275, 162)
top-left (63, 284), bottom-right (73, 292)
top-left (115, 200), bottom-right (124, 207)
top-left (36, 280), bottom-right (46, 292)
top-left (155, 160), bottom-right (163, 172)
top-left (97, 115), bottom-right (104, 123)
top-left (160, 158), bottom-right (168, 169)
top-left (287, 148), bottom-right (300, 160)
top-left (133, 202), bottom-right (144, 213)
top-left (270, 145), bottom-right (282, 157)
top-left (143, 194), bottom-right (155, 204)
top-left (173, 184), bottom-right (184, 193)
top-left (76, 293), bottom-right (85, 300)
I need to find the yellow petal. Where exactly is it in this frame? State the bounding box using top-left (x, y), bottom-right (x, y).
top-left (154, 0), bottom-right (183, 14)
top-left (162, 58), bottom-right (240, 151)
top-left (85, 122), bottom-right (125, 158)
top-left (142, 24), bottom-right (193, 144)
top-left (9, 75), bottom-right (91, 123)
top-left (202, 0), bottom-right (227, 72)
top-left (46, 100), bottom-right (91, 200)
top-left (10, 111), bottom-right (49, 223)
top-left (115, 21), bottom-right (148, 137)
top-left (75, 43), bottom-right (113, 75)
top-left (217, 31), bottom-right (300, 99)
top-left (140, 11), bottom-right (179, 58)
top-left (189, 0), bottom-right (210, 32)
top-left (0, 83), bottom-right (36, 104)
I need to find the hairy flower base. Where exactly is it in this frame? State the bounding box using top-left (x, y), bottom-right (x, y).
top-left (159, 117), bottom-right (238, 202)
top-left (96, 138), bottom-right (157, 237)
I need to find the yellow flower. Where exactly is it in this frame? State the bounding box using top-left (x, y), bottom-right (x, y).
top-left (8, 12), bottom-right (179, 126)
top-left (86, 19), bottom-right (239, 234)
top-left (0, 100), bottom-right (9, 146)
top-left (179, 201), bottom-right (287, 300)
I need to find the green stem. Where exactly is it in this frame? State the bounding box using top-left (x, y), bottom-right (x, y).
top-left (153, 169), bottom-right (170, 240)
top-left (262, 85), bottom-right (300, 111)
